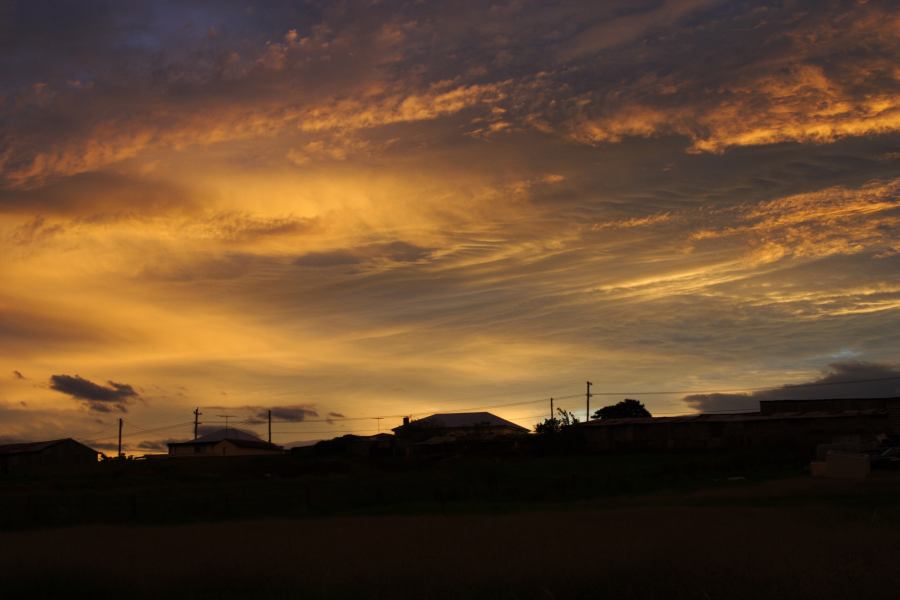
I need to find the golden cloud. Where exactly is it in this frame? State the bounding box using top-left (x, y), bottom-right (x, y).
top-left (691, 179), bottom-right (900, 264)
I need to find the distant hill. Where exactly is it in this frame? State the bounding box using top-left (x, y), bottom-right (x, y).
top-left (282, 439), bottom-right (323, 449)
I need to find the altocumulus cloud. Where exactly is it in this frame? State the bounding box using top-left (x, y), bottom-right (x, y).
top-left (49, 374), bottom-right (138, 413)
top-left (683, 362), bottom-right (900, 413)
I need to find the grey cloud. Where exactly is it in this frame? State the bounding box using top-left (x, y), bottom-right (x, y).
top-left (0, 306), bottom-right (113, 355)
top-left (683, 362), bottom-right (900, 413)
top-left (294, 250), bottom-right (362, 268)
top-left (201, 404), bottom-right (320, 425)
top-left (379, 241), bottom-right (433, 263)
top-left (136, 439), bottom-right (180, 452)
top-left (90, 441), bottom-right (121, 453)
top-left (49, 374), bottom-right (138, 413)
top-left (2, 0), bottom-right (896, 190)
top-left (252, 405), bottom-right (318, 423)
top-left (8, 216), bottom-right (64, 246)
top-left (196, 425), bottom-right (257, 438)
top-left (294, 241), bottom-right (433, 268)
top-left (0, 172), bottom-right (198, 217)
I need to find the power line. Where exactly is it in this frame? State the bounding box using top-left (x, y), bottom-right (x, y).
top-left (202, 375), bottom-right (900, 429)
top-left (203, 393), bottom-right (585, 426)
top-left (79, 374), bottom-right (900, 446)
top-left (271, 428), bottom-right (382, 435)
top-left (126, 421), bottom-right (193, 434)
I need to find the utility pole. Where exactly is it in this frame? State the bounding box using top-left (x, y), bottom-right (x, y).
top-left (218, 414), bottom-right (236, 433)
top-left (117, 417), bottom-right (123, 458)
top-left (550, 397), bottom-right (554, 421)
top-left (267, 409), bottom-right (272, 443)
top-left (375, 417), bottom-right (383, 433)
top-left (586, 381), bottom-right (593, 422)
top-left (193, 407), bottom-right (202, 440)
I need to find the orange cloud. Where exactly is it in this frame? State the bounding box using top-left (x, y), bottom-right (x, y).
top-left (691, 179), bottom-right (900, 264)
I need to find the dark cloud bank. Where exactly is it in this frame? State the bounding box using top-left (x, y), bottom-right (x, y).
top-left (203, 404), bottom-right (319, 424)
top-left (49, 374), bottom-right (138, 413)
top-left (248, 405), bottom-right (318, 424)
top-left (683, 362), bottom-right (900, 413)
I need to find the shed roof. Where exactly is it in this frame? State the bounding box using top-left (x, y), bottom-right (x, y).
top-left (0, 438), bottom-right (98, 456)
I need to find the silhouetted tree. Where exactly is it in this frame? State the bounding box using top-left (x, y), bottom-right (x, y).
top-left (592, 398), bottom-right (651, 420)
top-left (534, 408), bottom-right (580, 434)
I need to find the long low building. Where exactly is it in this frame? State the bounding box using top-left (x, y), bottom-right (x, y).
top-left (0, 439), bottom-right (102, 475)
top-left (760, 397), bottom-right (900, 432)
top-left (576, 407), bottom-right (893, 452)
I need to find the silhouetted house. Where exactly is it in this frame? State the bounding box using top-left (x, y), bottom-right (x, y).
top-left (295, 433), bottom-right (395, 458)
top-left (167, 428), bottom-right (283, 457)
top-left (393, 412), bottom-right (528, 443)
top-left (577, 409), bottom-right (891, 453)
top-left (0, 438), bottom-right (101, 475)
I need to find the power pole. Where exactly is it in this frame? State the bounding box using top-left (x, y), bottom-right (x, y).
top-left (117, 417), bottom-right (123, 458)
top-left (218, 414), bottom-right (236, 433)
top-left (193, 407), bottom-right (202, 440)
top-left (267, 409), bottom-right (272, 443)
top-left (586, 381), bottom-right (593, 422)
top-left (550, 397), bottom-right (554, 420)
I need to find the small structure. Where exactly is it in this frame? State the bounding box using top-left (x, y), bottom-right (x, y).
top-left (0, 438), bottom-right (101, 475)
top-left (294, 433), bottom-right (395, 458)
top-left (167, 428), bottom-right (283, 457)
top-left (811, 452), bottom-right (871, 479)
top-left (393, 412), bottom-right (528, 443)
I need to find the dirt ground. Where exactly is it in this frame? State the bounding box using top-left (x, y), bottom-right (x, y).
top-left (1, 475), bottom-right (899, 599)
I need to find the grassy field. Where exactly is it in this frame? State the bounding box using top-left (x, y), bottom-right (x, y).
top-left (0, 450), bottom-right (813, 529)
top-left (1, 471), bottom-right (899, 599)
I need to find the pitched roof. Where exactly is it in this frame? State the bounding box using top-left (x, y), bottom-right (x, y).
top-left (0, 438), bottom-right (98, 456)
top-left (167, 428), bottom-right (282, 450)
top-left (193, 428), bottom-right (263, 443)
top-left (394, 412), bottom-right (528, 433)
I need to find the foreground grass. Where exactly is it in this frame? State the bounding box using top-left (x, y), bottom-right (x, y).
top-left (1, 497), bottom-right (899, 599)
top-left (0, 450), bottom-right (812, 529)
top-left (2, 452), bottom-right (898, 598)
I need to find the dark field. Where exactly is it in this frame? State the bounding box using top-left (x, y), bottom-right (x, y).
top-left (1, 459), bottom-right (900, 599)
top-left (0, 450), bottom-right (813, 529)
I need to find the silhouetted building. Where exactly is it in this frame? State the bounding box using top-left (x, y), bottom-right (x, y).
top-left (577, 409), bottom-right (891, 452)
top-left (393, 412), bottom-right (528, 443)
top-left (0, 438), bottom-right (101, 475)
top-left (760, 397), bottom-right (900, 434)
top-left (167, 428), bottom-right (283, 457)
top-left (294, 433), bottom-right (395, 458)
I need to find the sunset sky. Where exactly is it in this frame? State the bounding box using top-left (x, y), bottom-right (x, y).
top-left (2, 0), bottom-right (899, 453)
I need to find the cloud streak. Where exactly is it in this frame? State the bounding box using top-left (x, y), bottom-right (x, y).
top-left (0, 1), bottom-right (898, 452)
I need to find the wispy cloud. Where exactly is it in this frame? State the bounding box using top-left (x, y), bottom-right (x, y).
top-left (0, 0), bottom-right (897, 452)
